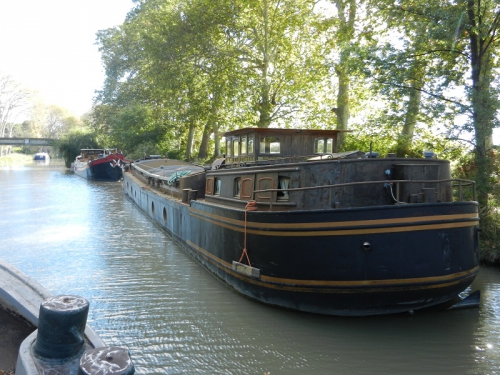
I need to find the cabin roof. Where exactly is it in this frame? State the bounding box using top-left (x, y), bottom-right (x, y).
top-left (223, 127), bottom-right (351, 137)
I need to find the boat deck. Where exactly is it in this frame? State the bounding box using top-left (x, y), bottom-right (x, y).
top-left (0, 306), bottom-right (35, 374)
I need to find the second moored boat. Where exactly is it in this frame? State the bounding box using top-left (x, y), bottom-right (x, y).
top-left (72, 148), bottom-right (127, 182)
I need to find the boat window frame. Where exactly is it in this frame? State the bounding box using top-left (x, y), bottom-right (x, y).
top-left (233, 139), bottom-right (239, 157)
top-left (277, 176), bottom-right (290, 201)
top-left (314, 137), bottom-right (334, 154)
top-left (241, 136), bottom-right (247, 155)
top-left (248, 135), bottom-right (254, 155)
top-left (234, 177), bottom-right (241, 197)
top-left (259, 136), bottom-right (281, 155)
top-left (214, 178), bottom-right (222, 195)
top-left (225, 138), bottom-right (232, 157)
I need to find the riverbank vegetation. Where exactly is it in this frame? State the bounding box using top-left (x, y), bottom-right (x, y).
top-left (91, 0), bottom-right (500, 261)
top-left (1, 0), bottom-right (499, 260)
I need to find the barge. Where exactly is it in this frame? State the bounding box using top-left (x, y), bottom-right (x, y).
top-left (123, 128), bottom-right (480, 316)
top-left (72, 148), bottom-right (127, 181)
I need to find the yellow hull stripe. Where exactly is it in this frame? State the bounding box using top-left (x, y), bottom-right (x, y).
top-left (186, 240), bottom-right (478, 293)
top-left (189, 207), bottom-right (478, 237)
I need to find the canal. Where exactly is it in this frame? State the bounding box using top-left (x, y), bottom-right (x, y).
top-left (1, 164), bottom-right (499, 374)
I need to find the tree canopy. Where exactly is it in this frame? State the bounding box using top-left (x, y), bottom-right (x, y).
top-left (93, 0), bottom-right (499, 203)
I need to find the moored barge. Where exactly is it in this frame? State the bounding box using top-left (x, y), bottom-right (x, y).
top-left (72, 148), bottom-right (127, 181)
top-left (123, 128), bottom-right (480, 316)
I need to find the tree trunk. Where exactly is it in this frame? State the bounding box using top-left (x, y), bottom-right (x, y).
top-left (198, 121), bottom-right (211, 160)
top-left (466, 0), bottom-right (497, 208)
top-left (257, 82), bottom-right (272, 128)
top-left (333, 0), bottom-right (356, 149)
top-left (256, 0), bottom-right (272, 128)
top-left (335, 63), bottom-right (349, 149)
top-left (396, 84), bottom-right (422, 157)
top-left (184, 121), bottom-right (195, 160)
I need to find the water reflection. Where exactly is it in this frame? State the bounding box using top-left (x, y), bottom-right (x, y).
top-left (0, 167), bottom-right (499, 374)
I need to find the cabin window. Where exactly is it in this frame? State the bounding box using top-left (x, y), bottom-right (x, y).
top-left (226, 139), bottom-right (232, 157)
top-left (314, 138), bottom-right (334, 153)
top-left (215, 178), bottom-right (221, 195)
top-left (241, 136), bottom-right (247, 155)
top-left (248, 136), bottom-right (254, 154)
top-left (206, 178), bottom-right (214, 194)
top-left (241, 178), bottom-right (253, 198)
top-left (260, 137), bottom-right (281, 154)
top-left (326, 139), bottom-right (333, 153)
top-left (234, 177), bottom-right (241, 197)
top-left (278, 176), bottom-right (290, 201)
top-left (233, 139), bottom-right (239, 157)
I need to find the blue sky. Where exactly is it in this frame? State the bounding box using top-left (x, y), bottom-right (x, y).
top-left (0, 0), bottom-right (133, 117)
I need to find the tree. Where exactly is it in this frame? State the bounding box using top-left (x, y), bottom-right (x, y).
top-left (0, 74), bottom-right (30, 156)
top-left (331, 0), bottom-right (357, 148)
top-left (463, 0), bottom-right (500, 208)
top-left (95, 0), bottom-right (330, 162)
top-left (56, 132), bottom-right (99, 168)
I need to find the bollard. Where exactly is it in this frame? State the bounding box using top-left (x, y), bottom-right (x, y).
top-left (78, 346), bottom-right (135, 375)
top-left (182, 189), bottom-right (190, 203)
top-left (34, 295), bottom-right (89, 359)
top-left (188, 189), bottom-right (197, 202)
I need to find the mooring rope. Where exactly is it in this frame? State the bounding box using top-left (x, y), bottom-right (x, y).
top-left (238, 200), bottom-right (258, 266)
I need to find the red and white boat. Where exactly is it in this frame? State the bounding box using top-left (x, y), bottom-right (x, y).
top-left (72, 148), bottom-right (127, 181)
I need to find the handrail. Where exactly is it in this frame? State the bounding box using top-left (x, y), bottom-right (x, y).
top-left (253, 178), bottom-right (476, 207)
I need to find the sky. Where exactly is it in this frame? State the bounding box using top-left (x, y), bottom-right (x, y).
top-left (0, 0), bottom-right (134, 118)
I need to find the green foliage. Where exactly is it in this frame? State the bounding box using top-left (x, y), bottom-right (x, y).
top-left (478, 208), bottom-right (500, 264)
top-left (55, 132), bottom-right (99, 168)
top-left (452, 148), bottom-right (500, 260)
top-left (90, 0), bottom-right (500, 223)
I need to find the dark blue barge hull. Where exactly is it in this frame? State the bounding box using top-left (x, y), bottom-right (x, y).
top-left (124, 172), bottom-right (479, 316)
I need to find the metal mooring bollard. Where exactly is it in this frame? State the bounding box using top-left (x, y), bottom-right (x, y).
top-left (34, 295), bottom-right (89, 359)
top-left (78, 346), bottom-right (135, 375)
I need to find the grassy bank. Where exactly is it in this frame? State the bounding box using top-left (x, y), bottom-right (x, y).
top-left (0, 153), bottom-right (66, 168)
top-left (0, 153), bottom-right (33, 166)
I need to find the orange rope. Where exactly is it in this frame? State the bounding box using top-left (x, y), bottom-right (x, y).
top-left (239, 201), bottom-right (258, 266)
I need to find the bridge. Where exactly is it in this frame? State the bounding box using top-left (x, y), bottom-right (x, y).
top-left (0, 138), bottom-right (54, 146)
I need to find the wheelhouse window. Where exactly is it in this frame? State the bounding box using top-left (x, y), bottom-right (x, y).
top-left (314, 138), bottom-right (334, 153)
top-left (233, 139), bottom-right (239, 157)
top-left (225, 138), bottom-right (232, 157)
top-left (260, 137), bottom-right (281, 154)
top-left (241, 136), bottom-right (247, 155)
top-left (248, 135), bottom-right (254, 155)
